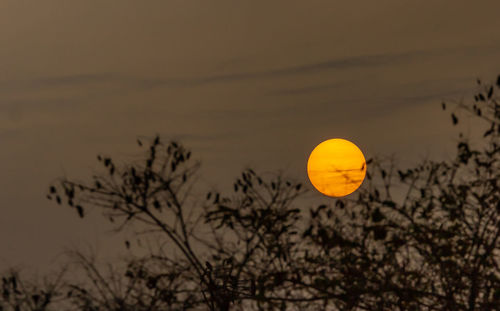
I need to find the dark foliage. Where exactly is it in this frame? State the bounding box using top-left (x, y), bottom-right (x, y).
top-left (3, 75), bottom-right (499, 310)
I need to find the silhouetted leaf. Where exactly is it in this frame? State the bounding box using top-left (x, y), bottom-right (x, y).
top-left (484, 125), bottom-right (494, 137)
top-left (373, 226), bottom-right (387, 240)
top-left (153, 200), bottom-right (161, 210)
top-left (371, 208), bottom-right (384, 223)
top-left (397, 170), bottom-right (406, 181)
top-left (205, 261), bottom-right (212, 271)
top-left (336, 200), bottom-right (345, 209)
top-left (76, 205), bottom-right (84, 218)
top-left (382, 200), bottom-right (396, 208)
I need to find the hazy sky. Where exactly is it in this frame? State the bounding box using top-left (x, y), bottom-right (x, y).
top-left (1, 0), bottom-right (500, 271)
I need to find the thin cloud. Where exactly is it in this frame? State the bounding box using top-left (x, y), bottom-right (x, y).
top-left (3, 43), bottom-right (499, 95)
top-left (153, 49), bottom-right (434, 87)
top-left (0, 47), bottom-right (451, 92)
top-left (0, 73), bottom-right (115, 91)
top-left (166, 43), bottom-right (500, 87)
top-left (265, 81), bottom-right (347, 96)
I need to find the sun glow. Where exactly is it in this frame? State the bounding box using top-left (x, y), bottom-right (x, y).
top-left (307, 138), bottom-right (366, 197)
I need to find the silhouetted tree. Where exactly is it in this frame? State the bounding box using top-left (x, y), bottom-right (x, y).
top-left (48, 136), bottom-right (307, 310)
top-left (63, 250), bottom-right (201, 311)
top-left (0, 269), bottom-right (65, 311)
top-left (293, 77), bottom-right (500, 310)
top-left (42, 76), bottom-right (500, 310)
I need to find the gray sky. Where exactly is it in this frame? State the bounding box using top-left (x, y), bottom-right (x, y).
top-left (1, 0), bottom-right (500, 271)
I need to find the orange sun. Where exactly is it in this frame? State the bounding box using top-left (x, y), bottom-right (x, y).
top-left (307, 138), bottom-right (366, 197)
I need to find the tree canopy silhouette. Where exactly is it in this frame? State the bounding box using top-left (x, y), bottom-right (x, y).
top-left (2, 76), bottom-right (499, 311)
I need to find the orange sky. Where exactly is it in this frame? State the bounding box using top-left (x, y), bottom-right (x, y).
top-left (1, 0), bottom-right (500, 271)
